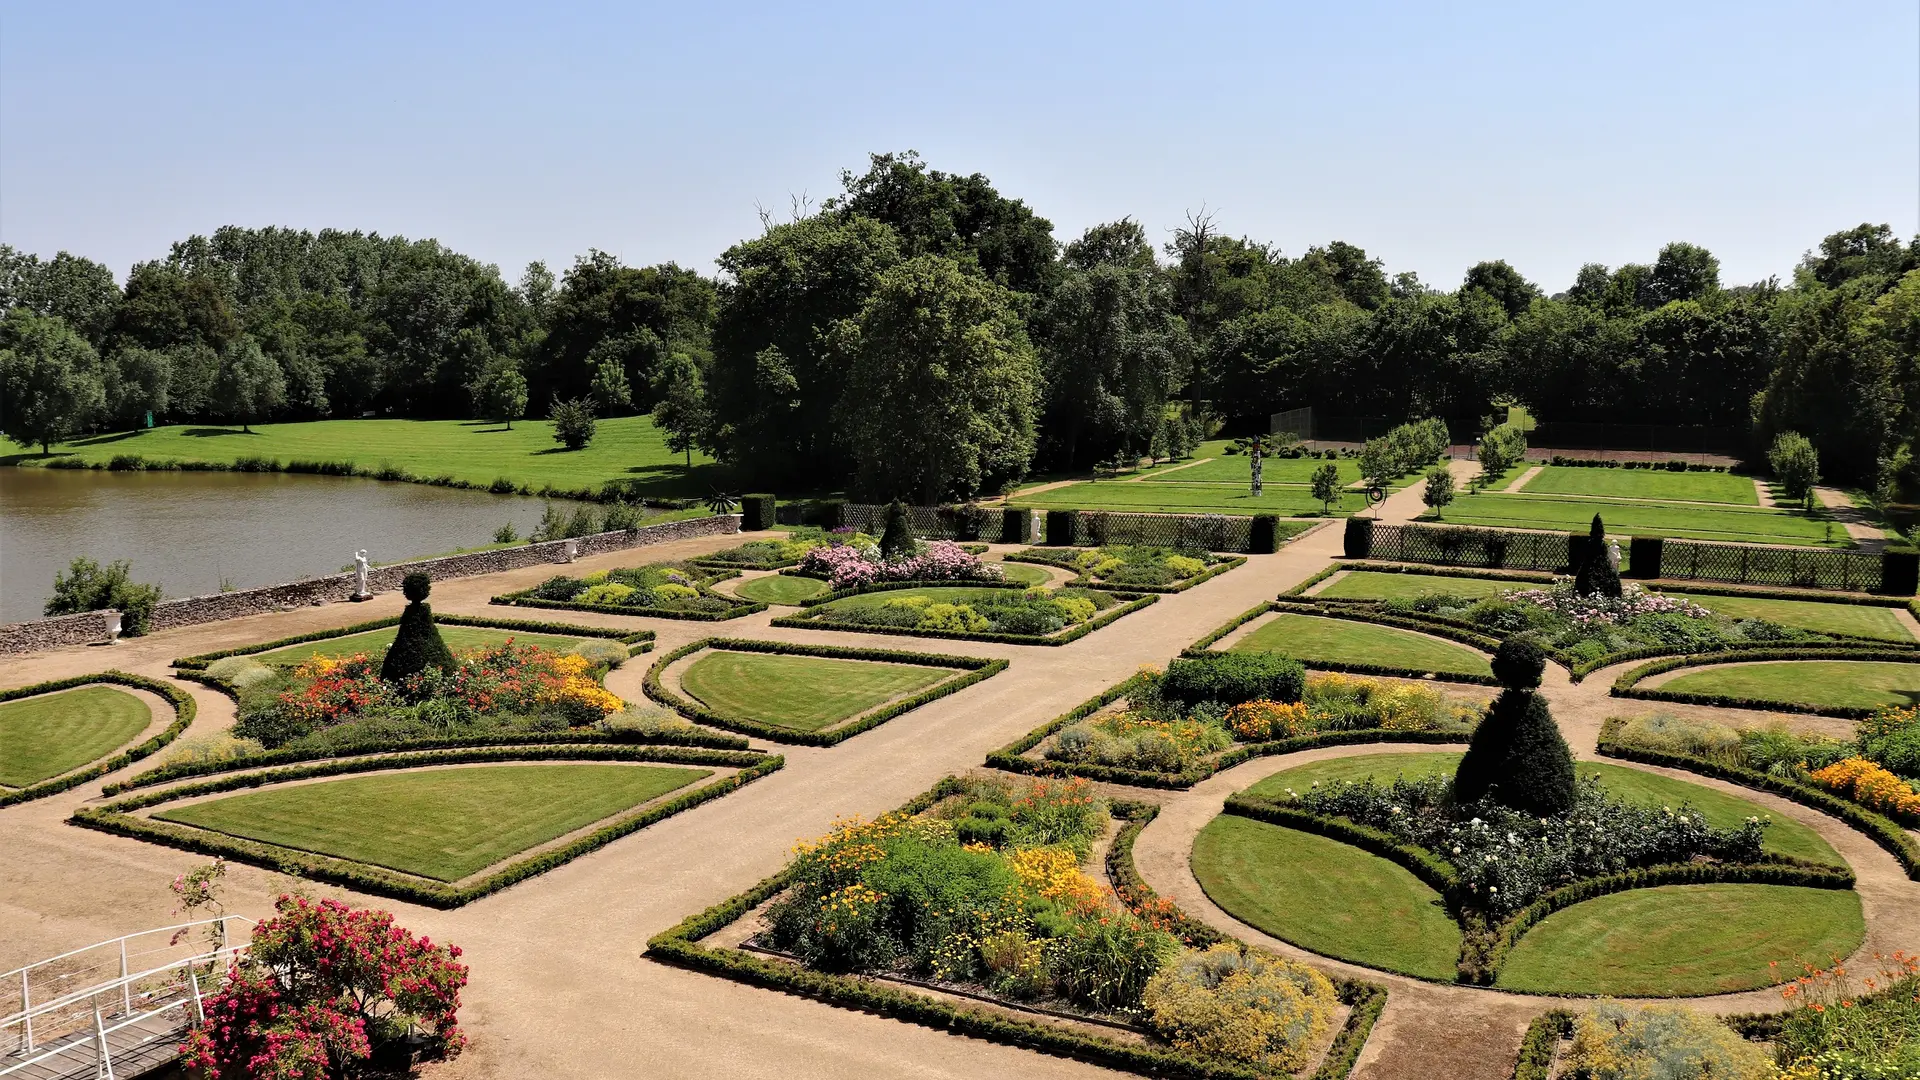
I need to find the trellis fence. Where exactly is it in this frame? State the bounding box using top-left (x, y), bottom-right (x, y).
top-left (767, 500), bottom-right (1290, 553)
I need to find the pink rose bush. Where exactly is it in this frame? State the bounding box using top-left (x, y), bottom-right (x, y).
top-left (1507, 581), bottom-right (1712, 628)
top-left (800, 538), bottom-right (1001, 589)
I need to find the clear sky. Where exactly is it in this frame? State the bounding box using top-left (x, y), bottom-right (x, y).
top-left (3, 1), bottom-right (1916, 293)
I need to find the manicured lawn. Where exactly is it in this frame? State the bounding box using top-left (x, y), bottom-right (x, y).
top-left (1496, 884), bottom-right (1864, 996)
top-left (1430, 491), bottom-right (1844, 547)
top-left (821, 586), bottom-right (1028, 612)
top-left (1243, 752), bottom-right (1836, 862)
top-left (257, 625), bottom-right (587, 665)
top-left (1663, 592), bottom-right (1915, 643)
top-left (1316, 571), bottom-right (1518, 602)
top-left (1230, 613), bottom-right (1494, 678)
top-left (1660, 660), bottom-right (1920, 711)
top-left (0, 685), bottom-right (151, 788)
top-left (995, 562), bottom-right (1053, 586)
top-left (1520, 466), bottom-right (1760, 505)
top-left (1140, 456), bottom-right (1363, 486)
top-left (13, 416), bottom-right (723, 498)
top-left (1012, 481), bottom-right (1361, 517)
top-left (155, 763), bottom-right (710, 881)
top-left (1193, 815), bottom-right (1462, 980)
top-left (734, 574), bottom-right (831, 605)
top-left (678, 651), bottom-right (950, 731)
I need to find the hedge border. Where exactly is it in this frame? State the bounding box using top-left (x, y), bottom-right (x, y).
top-left (1328, 561), bottom-right (1560, 588)
top-left (172, 613), bottom-right (656, 671)
top-left (491, 566), bottom-right (767, 621)
top-left (645, 781), bottom-right (1387, 1080)
top-left (791, 577), bottom-right (1032, 607)
top-left (1610, 647), bottom-right (1920, 718)
top-left (643, 638), bottom-right (1009, 746)
top-left (1000, 552), bottom-right (1249, 595)
top-left (1179, 601), bottom-right (1501, 686)
top-left (773, 590), bottom-right (1159, 647)
top-left (1596, 717), bottom-right (1920, 878)
top-left (1509, 1010), bottom-right (1573, 1080)
top-left (0, 672), bottom-right (197, 807)
top-left (72, 744), bottom-right (783, 907)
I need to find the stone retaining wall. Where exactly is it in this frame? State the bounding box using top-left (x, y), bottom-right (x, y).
top-left (1, 514), bottom-right (740, 652)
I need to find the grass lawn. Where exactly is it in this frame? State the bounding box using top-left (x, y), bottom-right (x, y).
top-left (1230, 613), bottom-right (1494, 678)
top-left (1192, 815), bottom-right (1462, 980)
top-left (1496, 884), bottom-right (1864, 996)
top-left (995, 562), bottom-right (1053, 586)
top-left (1141, 456), bottom-right (1363, 486)
top-left (155, 763), bottom-right (710, 881)
top-left (0, 686), bottom-right (151, 788)
top-left (1519, 466), bottom-right (1760, 505)
top-left (1659, 660), bottom-right (1920, 711)
top-left (1316, 571), bottom-right (1519, 602)
top-left (10, 416), bottom-right (724, 498)
top-left (734, 574), bottom-right (831, 605)
top-left (257, 625), bottom-right (587, 665)
top-left (1662, 592), bottom-right (1915, 643)
top-left (677, 651), bottom-right (950, 732)
top-left (1012, 481), bottom-right (1360, 517)
top-left (1429, 491), bottom-right (1845, 547)
top-left (1241, 752), bottom-right (1836, 863)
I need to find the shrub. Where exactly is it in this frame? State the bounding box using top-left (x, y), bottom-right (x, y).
top-left (1860, 705), bottom-right (1920, 778)
top-left (159, 731), bottom-right (266, 768)
top-left (569, 639), bottom-right (630, 669)
top-left (880, 500), bottom-right (914, 557)
top-left (550, 397), bottom-right (597, 450)
top-left (1490, 636), bottom-right (1547, 689)
top-left (741, 494), bottom-right (776, 531)
top-left (204, 656), bottom-right (277, 688)
top-left (43, 556), bottom-right (162, 634)
top-left (1163, 653), bottom-right (1305, 708)
top-left (1612, 713), bottom-right (1742, 759)
top-left (1142, 945), bottom-right (1338, 1072)
top-left (596, 704), bottom-right (697, 739)
top-left (1573, 514), bottom-right (1623, 598)
top-left (1564, 1002), bottom-right (1774, 1080)
top-left (1051, 915), bottom-right (1177, 1011)
top-left (575, 582), bottom-right (638, 605)
top-left (1769, 430), bottom-right (1822, 510)
top-left (1224, 700), bottom-right (1312, 742)
top-left (380, 577), bottom-right (454, 682)
top-left (1452, 688), bottom-right (1575, 816)
top-left (530, 575), bottom-right (587, 601)
top-left (1809, 758), bottom-right (1920, 819)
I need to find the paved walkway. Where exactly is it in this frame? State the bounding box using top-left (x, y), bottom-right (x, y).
top-left (1815, 486), bottom-right (1889, 548)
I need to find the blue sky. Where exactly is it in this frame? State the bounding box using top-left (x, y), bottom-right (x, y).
top-left (3, 1), bottom-right (1915, 293)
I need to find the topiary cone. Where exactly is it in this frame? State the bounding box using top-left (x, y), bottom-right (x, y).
top-left (1573, 514), bottom-right (1622, 598)
top-left (879, 500), bottom-right (914, 557)
top-left (381, 573), bottom-right (455, 682)
top-left (1451, 637), bottom-right (1575, 816)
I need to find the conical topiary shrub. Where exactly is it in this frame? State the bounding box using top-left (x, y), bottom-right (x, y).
top-left (879, 500), bottom-right (914, 558)
top-left (1573, 514), bottom-right (1622, 598)
top-left (380, 572), bottom-right (456, 683)
top-left (1451, 637), bottom-right (1575, 816)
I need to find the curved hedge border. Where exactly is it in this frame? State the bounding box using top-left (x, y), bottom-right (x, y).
top-left (645, 638), bottom-right (1009, 746)
top-left (792, 577), bottom-right (1031, 606)
top-left (173, 613), bottom-right (655, 671)
top-left (1000, 552), bottom-right (1249, 595)
top-left (0, 672), bottom-right (197, 807)
top-left (491, 568), bottom-right (766, 622)
top-left (73, 744), bottom-right (782, 907)
top-left (1596, 718), bottom-right (1920, 878)
top-left (645, 780), bottom-right (1387, 1080)
top-left (1179, 601), bottom-right (1501, 686)
top-left (1610, 647), bottom-right (1920, 718)
top-left (1651, 581), bottom-right (1913, 608)
top-left (773, 589), bottom-right (1157, 647)
top-left (1320, 561), bottom-right (1559, 590)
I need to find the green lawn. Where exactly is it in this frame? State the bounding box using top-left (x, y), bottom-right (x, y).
top-left (1192, 815), bottom-right (1462, 980)
top-left (1316, 571), bottom-right (1519, 602)
top-left (257, 625), bottom-right (587, 665)
top-left (1660, 660), bottom-right (1920, 711)
top-left (1496, 884), bottom-right (1864, 996)
top-left (1663, 592), bottom-right (1915, 643)
top-left (1520, 466), bottom-right (1760, 505)
top-left (1012, 481), bottom-right (1360, 517)
top-left (0, 685), bottom-right (152, 788)
top-left (734, 574), bottom-right (831, 605)
top-left (678, 651), bottom-right (951, 731)
top-left (1140, 456), bottom-right (1362, 486)
top-left (1230, 613), bottom-right (1494, 678)
top-left (12, 416), bottom-right (723, 498)
top-left (1429, 491), bottom-right (1845, 547)
top-left (155, 763), bottom-right (710, 881)
top-left (995, 562), bottom-right (1053, 586)
top-left (1241, 752), bottom-right (1836, 863)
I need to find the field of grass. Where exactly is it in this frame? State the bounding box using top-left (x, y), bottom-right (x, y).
top-left (1659, 660), bottom-right (1920, 711)
top-left (1139, 455), bottom-right (1363, 486)
top-left (1230, 613), bottom-right (1494, 678)
top-left (0, 686), bottom-right (151, 788)
top-left (1013, 481), bottom-right (1361, 517)
top-left (257, 625), bottom-right (588, 665)
top-left (1663, 592), bottom-right (1915, 642)
top-left (1429, 490), bottom-right (1845, 547)
top-left (1316, 571), bottom-right (1519, 602)
top-left (8, 416), bottom-right (723, 498)
top-left (1520, 466), bottom-right (1760, 505)
top-left (677, 651), bottom-right (950, 732)
top-left (155, 763), bottom-right (709, 881)
top-left (1241, 752), bottom-right (1836, 863)
top-left (1192, 815), bottom-right (1462, 980)
top-left (1495, 884), bottom-right (1864, 996)
top-left (733, 574), bottom-right (831, 605)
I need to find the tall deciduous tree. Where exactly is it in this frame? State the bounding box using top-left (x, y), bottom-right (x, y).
top-left (470, 356), bottom-right (528, 429)
top-left (103, 346), bottom-right (171, 430)
top-left (0, 310), bottom-right (105, 452)
top-left (650, 352), bottom-right (712, 466)
top-left (211, 337), bottom-right (286, 433)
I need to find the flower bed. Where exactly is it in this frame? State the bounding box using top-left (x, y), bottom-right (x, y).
top-left (1005, 546), bottom-right (1246, 593)
top-left (492, 560), bottom-right (765, 620)
top-left (773, 583), bottom-right (1157, 646)
top-left (798, 533), bottom-right (1003, 589)
top-left (694, 527), bottom-right (832, 569)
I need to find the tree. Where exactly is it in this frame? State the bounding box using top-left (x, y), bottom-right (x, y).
top-left (550, 397), bottom-right (597, 451)
top-left (470, 356), bottom-right (528, 429)
top-left (834, 255), bottom-right (1040, 503)
top-left (1310, 462), bottom-right (1342, 514)
top-left (1452, 638), bottom-right (1575, 816)
top-left (0, 310), bottom-right (105, 452)
top-left (650, 352), bottom-right (712, 466)
top-left (1462, 260), bottom-right (1541, 319)
top-left (210, 337), bottom-right (285, 432)
top-left (44, 556), bottom-right (161, 634)
top-left (1357, 437), bottom-right (1399, 492)
top-left (1769, 431), bottom-right (1822, 510)
top-left (590, 356), bottom-right (632, 413)
top-left (1422, 465), bottom-right (1455, 518)
top-left (102, 346), bottom-right (171, 430)
top-left (380, 574), bottom-right (455, 682)
top-left (1646, 242), bottom-right (1721, 306)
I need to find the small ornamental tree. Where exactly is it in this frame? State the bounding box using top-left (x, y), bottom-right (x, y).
top-left (879, 500), bottom-right (915, 558)
top-left (1453, 637), bottom-right (1576, 816)
top-left (380, 573), bottom-right (455, 682)
top-left (1422, 466), bottom-right (1455, 518)
top-left (470, 358), bottom-right (528, 429)
top-left (550, 397), bottom-right (597, 450)
top-left (44, 556), bottom-right (161, 633)
top-left (1357, 437), bottom-right (1398, 491)
top-left (1768, 430), bottom-right (1821, 511)
top-left (182, 895), bottom-right (468, 1080)
top-left (1573, 514), bottom-right (1622, 598)
top-left (1310, 462), bottom-right (1342, 515)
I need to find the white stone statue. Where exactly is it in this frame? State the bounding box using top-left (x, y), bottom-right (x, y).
top-left (353, 550), bottom-right (372, 599)
top-left (1605, 537), bottom-right (1621, 573)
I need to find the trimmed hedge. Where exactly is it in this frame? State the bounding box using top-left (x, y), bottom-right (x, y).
top-left (793, 578), bottom-right (1031, 607)
top-left (775, 590), bottom-right (1158, 647)
top-left (172, 613), bottom-right (655, 671)
top-left (1248, 514), bottom-right (1281, 554)
top-left (1180, 601), bottom-right (1502, 686)
top-left (1510, 1010), bottom-right (1574, 1080)
top-left (999, 507), bottom-right (1034, 545)
top-left (1610, 647), bottom-right (1920, 718)
top-left (0, 672), bottom-right (197, 807)
top-left (1045, 508), bottom-right (1078, 546)
top-left (1332, 561), bottom-right (1559, 588)
top-left (1282, 564), bottom-right (1344, 597)
top-left (1651, 581), bottom-right (1914, 608)
top-left (1001, 552), bottom-right (1250, 594)
top-left (644, 638), bottom-right (1009, 746)
top-left (73, 745), bottom-right (783, 907)
top-left (740, 494), bottom-right (776, 532)
top-left (1343, 516), bottom-right (1371, 559)
top-left (492, 568), bottom-right (767, 621)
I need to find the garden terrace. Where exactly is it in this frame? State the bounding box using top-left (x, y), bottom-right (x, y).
top-left (1188, 601), bottom-right (1500, 684)
top-left (1614, 650), bottom-right (1920, 717)
top-left (72, 745), bottom-right (782, 907)
top-left (1002, 546), bottom-right (1245, 593)
top-left (770, 581), bottom-right (1157, 646)
top-left (1515, 464), bottom-right (1763, 505)
top-left (1423, 490), bottom-right (1851, 547)
top-left (170, 613), bottom-right (654, 672)
top-left (0, 673), bottom-right (196, 807)
top-left (643, 638), bottom-right (1007, 745)
top-left (491, 560), bottom-right (765, 620)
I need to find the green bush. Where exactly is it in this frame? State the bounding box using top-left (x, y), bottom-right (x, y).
top-left (880, 500), bottom-right (913, 556)
top-left (1141, 944), bottom-right (1338, 1073)
top-left (740, 494), bottom-right (776, 531)
top-left (43, 556), bottom-right (162, 634)
top-left (1490, 636), bottom-right (1547, 689)
top-left (379, 576), bottom-right (454, 682)
top-left (1452, 688), bottom-right (1575, 815)
top-left (1566, 1002), bottom-right (1774, 1080)
top-left (550, 397), bottom-right (597, 450)
top-left (1162, 652), bottom-right (1305, 708)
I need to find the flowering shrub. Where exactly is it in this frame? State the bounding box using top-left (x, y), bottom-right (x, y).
top-left (1775, 952), bottom-right (1920, 1078)
top-left (1507, 582), bottom-right (1713, 627)
top-left (1037, 545), bottom-right (1219, 587)
top-left (1859, 705), bottom-right (1920, 779)
top-left (181, 896), bottom-right (468, 1080)
top-left (526, 560), bottom-right (733, 613)
top-left (820, 587), bottom-right (1112, 637)
top-left (1563, 1001), bottom-right (1774, 1080)
top-left (1810, 758), bottom-right (1920, 820)
top-left (1225, 700), bottom-right (1312, 741)
top-left (574, 582), bottom-right (638, 605)
top-left (1303, 672), bottom-right (1482, 732)
top-left (800, 539), bottom-right (1001, 589)
top-left (1142, 945), bottom-right (1338, 1072)
top-left (1048, 710), bottom-right (1233, 771)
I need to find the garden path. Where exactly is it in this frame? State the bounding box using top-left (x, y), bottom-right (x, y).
top-left (1502, 465), bottom-right (1543, 493)
top-left (1814, 486), bottom-right (1888, 547)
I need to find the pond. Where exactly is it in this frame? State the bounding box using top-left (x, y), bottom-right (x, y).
top-left (0, 468), bottom-right (553, 623)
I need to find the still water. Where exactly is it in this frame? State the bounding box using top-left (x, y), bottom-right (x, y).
top-left (0, 468), bottom-right (552, 623)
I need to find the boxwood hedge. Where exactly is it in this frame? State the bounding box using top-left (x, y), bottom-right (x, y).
top-left (0, 672), bottom-right (197, 807)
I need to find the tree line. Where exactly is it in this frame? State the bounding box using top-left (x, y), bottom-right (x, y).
top-left (4, 150), bottom-right (1917, 499)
